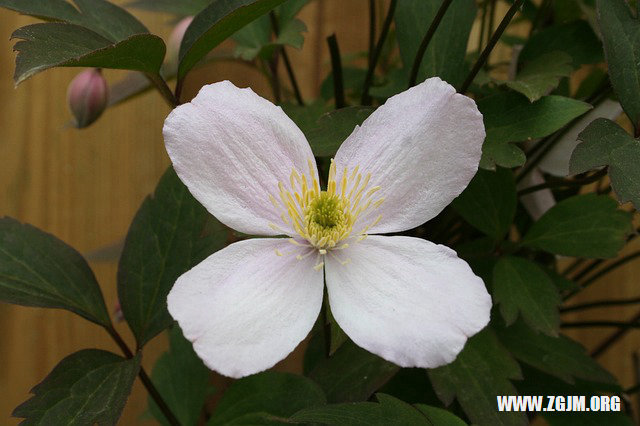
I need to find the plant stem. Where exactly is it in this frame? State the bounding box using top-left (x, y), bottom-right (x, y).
top-left (145, 73), bottom-right (178, 107)
top-left (327, 34), bottom-right (346, 109)
top-left (361, 0), bottom-right (397, 105)
top-left (106, 326), bottom-right (180, 426)
top-left (368, 0), bottom-right (376, 70)
top-left (591, 310), bottom-right (640, 358)
top-left (561, 297), bottom-right (640, 313)
top-left (561, 320), bottom-right (640, 329)
top-left (477, 0), bottom-right (488, 54)
top-left (408, 0), bottom-right (455, 87)
top-left (562, 257), bottom-right (587, 277)
top-left (579, 250), bottom-right (640, 288)
top-left (459, 0), bottom-right (525, 93)
top-left (270, 11), bottom-right (304, 106)
top-left (529, 0), bottom-right (551, 36)
top-left (517, 168), bottom-right (608, 196)
top-left (485, 0), bottom-right (496, 70)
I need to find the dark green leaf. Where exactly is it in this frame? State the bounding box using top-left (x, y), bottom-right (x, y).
top-left (428, 329), bottom-right (526, 426)
top-left (148, 325), bottom-right (211, 426)
top-left (395, 0), bottom-right (476, 88)
top-left (520, 20), bottom-right (603, 67)
top-left (478, 93), bottom-right (592, 169)
top-left (544, 411), bottom-right (634, 426)
top-left (414, 405), bottom-right (467, 426)
top-left (178, 0), bottom-right (286, 81)
top-left (521, 193), bottom-right (632, 258)
top-left (0, 217), bottom-right (110, 327)
top-left (597, 0), bottom-right (640, 127)
top-left (127, 0), bottom-right (210, 16)
top-left (571, 118), bottom-right (640, 210)
top-left (0, 0), bottom-right (148, 41)
top-left (306, 107), bottom-right (375, 157)
top-left (291, 394), bottom-right (434, 425)
top-left (12, 24), bottom-right (165, 84)
top-left (118, 167), bottom-right (228, 347)
top-left (452, 168), bottom-right (516, 240)
top-left (320, 67), bottom-right (368, 101)
top-left (495, 320), bottom-right (615, 385)
top-left (308, 339), bottom-right (399, 403)
top-left (13, 349), bottom-right (140, 425)
top-left (378, 368), bottom-right (440, 405)
top-left (208, 371), bottom-right (325, 425)
top-left (492, 257), bottom-right (561, 335)
top-left (506, 51), bottom-right (573, 102)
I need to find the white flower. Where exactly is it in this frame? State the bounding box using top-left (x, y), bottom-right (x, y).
top-left (163, 78), bottom-right (492, 378)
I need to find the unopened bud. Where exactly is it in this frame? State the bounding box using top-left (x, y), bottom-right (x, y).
top-left (165, 17), bottom-right (193, 73)
top-left (67, 68), bottom-right (108, 128)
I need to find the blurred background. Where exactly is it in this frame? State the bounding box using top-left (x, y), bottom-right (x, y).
top-left (0, 0), bottom-right (638, 424)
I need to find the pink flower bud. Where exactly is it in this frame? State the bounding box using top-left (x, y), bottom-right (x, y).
top-left (165, 17), bottom-right (193, 72)
top-left (67, 68), bottom-right (108, 128)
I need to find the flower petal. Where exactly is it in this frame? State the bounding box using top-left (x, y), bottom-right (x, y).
top-left (325, 235), bottom-right (491, 368)
top-left (167, 238), bottom-right (324, 378)
top-left (334, 77), bottom-right (485, 234)
top-left (163, 80), bottom-right (317, 236)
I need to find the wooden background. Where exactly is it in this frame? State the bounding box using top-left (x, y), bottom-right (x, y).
top-left (0, 1), bottom-right (638, 424)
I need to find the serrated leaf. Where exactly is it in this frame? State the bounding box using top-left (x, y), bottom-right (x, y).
top-left (571, 118), bottom-right (640, 210)
top-left (178, 0), bottom-right (286, 81)
top-left (0, 217), bottom-right (110, 327)
top-left (291, 394), bottom-right (436, 425)
top-left (521, 193), bottom-right (632, 258)
top-left (208, 371), bottom-right (326, 425)
top-left (148, 325), bottom-right (211, 426)
top-left (478, 93), bottom-right (592, 169)
top-left (452, 168), bottom-right (516, 240)
top-left (520, 20), bottom-right (603, 67)
top-left (306, 107), bottom-right (375, 157)
top-left (12, 24), bottom-right (165, 84)
top-left (395, 0), bottom-right (476, 88)
top-left (495, 320), bottom-right (615, 385)
top-left (13, 349), bottom-right (140, 425)
top-left (506, 51), bottom-right (573, 102)
top-left (307, 339), bottom-right (399, 403)
top-left (597, 0), bottom-right (640, 128)
top-left (0, 0), bottom-right (148, 41)
top-left (492, 257), bottom-right (560, 335)
top-left (127, 0), bottom-right (210, 16)
top-left (118, 167), bottom-right (228, 347)
top-left (428, 329), bottom-right (526, 426)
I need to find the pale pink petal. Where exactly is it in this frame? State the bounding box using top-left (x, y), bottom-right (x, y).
top-left (325, 235), bottom-right (491, 368)
top-left (334, 77), bottom-right (485, 234)
top-left (167, 238), bottom-right (324, 378)
top-left (163, 81), bottom-right (317, 236)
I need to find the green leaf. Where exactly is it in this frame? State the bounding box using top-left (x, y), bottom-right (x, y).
top-left (519, 20), bottom-right (603, 67)
top-left (12, 24), bottom-right (165, 84)
top-left (492, 257), bottom-right (561, 336)
top-left (414, 405), bottom-right (468, 426)
top-left (178, 0), bottom-right (287, 81)
top-left (13, 349), bottom-right (140, 425)
top-left (208, 371), bottom-right (326, 425)
top-left (521, 193), bottom-right (632, 258)
top-left (148, 325), bottom-right (211, 426)
top-left (0, 0), bottom-right (148, 41)
top-left (478, 92), bottom-right (592, 169)
top-left (571, 118), bottom-right (640, 210)
top-left (544, 411), bottom-right (634, 426)
top-left (428, 329), bottom-right (526, 426)
top-left (597, 0), bottom-right (640, 128)
top-left (506, 51), bottom-right (573, 102)
top-left (291, 394), bottom-right (436, 425)
top-left (127, 0), bottom-right (210, 16)
top-left (118, 167), bottom-right (228, 347)
top-left (0, 217), bottom-right (110, 327)
top-left (395, 0), bottom-right (476, 88)
top-left (495, 320), bottom-right (615, 385)
top-left (307, 339), bottom-right (399, 403)
top-left (452, 168), bottom-right (516, 240)
top-left (306, 107), bottom-right (375, 157)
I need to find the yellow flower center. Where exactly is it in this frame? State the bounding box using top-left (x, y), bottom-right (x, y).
top-left (269, 159), bottom-right (384, 252)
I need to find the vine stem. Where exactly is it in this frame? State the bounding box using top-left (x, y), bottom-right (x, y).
top-left (269, 11), bottom-right (304, 105)
top-left (459, 0), bottom-right (525, 93)
top-left (517, 168), bottom-right (608, 196)
top-left (106, 326), bottom-right (181, 426)
top-left (408, 0), bottom-right (455, 87)
top-left (561, 297), bottom-right (640, 313)
top-left (591, 310), bottom-right (640, 358)
top-left (361, 0), bottom-right (397, 105)
top-left (145, 73), bottom-right (178, 108)
top-left (579, 250), bottom-right (640, 288)
top-left (327, 34), bottom-right (345, 109)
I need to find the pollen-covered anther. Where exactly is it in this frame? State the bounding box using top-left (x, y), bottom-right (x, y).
top-left (271, 159), bottom-right (384, 252)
